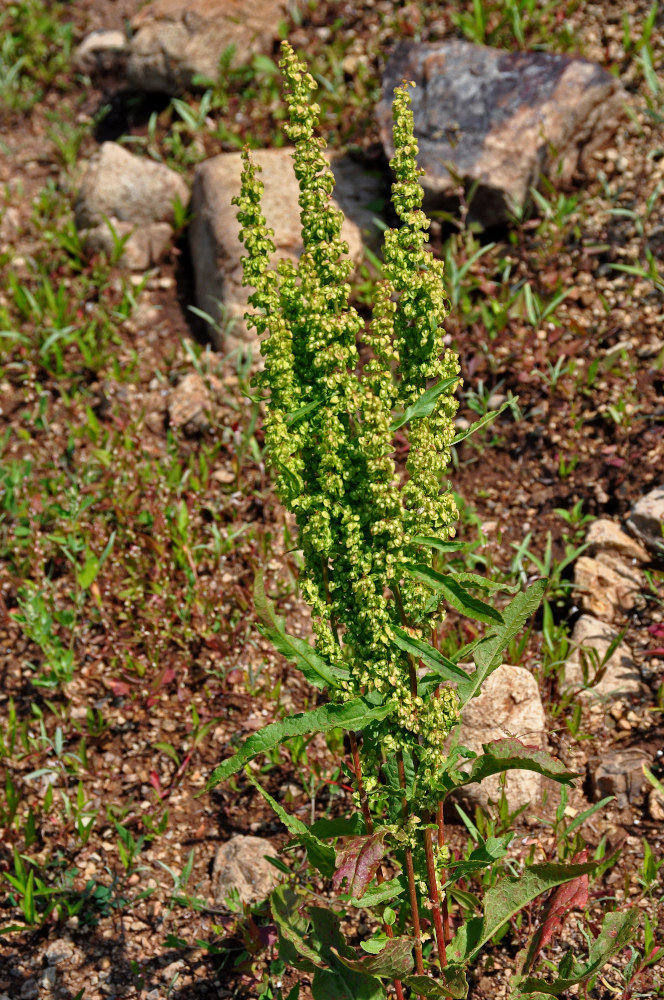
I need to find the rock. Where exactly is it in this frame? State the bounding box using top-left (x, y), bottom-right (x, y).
top-left (589, 748), bottom-right (652, 809)
top-left (377, 41), bottom-right (625, 228)
top-left (127, 0), bottom-right (290, 94)
top-left (574, 554), bottom-right (643, 620)
top-left (44, 939), bottom-right (74, 966)
top-left (73, 29), bottom-right (128, 75)
top-left (82, 219), bottom-right (173, 270)
top-left (189, 148), bottom-right (382, 351)
top-left (648, 788), bottom-right (664, 822)
top-left (627, 486), bottom-right (664, 557)
top-left (564, 615), bottom-right (643, 700)
top-left (168, 372), bottom-right (221, 432)
top-left (75, 142), bottom-right (189, 231)
top-left (212, 834), bottom-right (280, 906)
top-left (585, 518), bottom-right (650, 564)
top-left (454, 665), bottom-right (547, 810)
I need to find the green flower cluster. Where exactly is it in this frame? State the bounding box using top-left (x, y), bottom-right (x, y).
top-left (233, 42), bottom-right (461, 791)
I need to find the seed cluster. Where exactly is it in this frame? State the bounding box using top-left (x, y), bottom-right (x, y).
top-left (233, 41), bottom-right (462, 794)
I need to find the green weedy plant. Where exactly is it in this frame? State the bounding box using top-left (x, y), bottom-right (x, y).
top-left (208, 41), bottom-right (638, 1000)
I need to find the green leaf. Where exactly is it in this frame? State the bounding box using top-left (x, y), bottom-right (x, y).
top-left (271, 886), bottom-right (322, 973)
top-left (459, 579), bottom-right (547, 707)
top-left (206, 697), bottom-right (393, 789)
top-left (310, 815), bottom-right (365, 839)
top-left (446, 571), bottom-right (520, 594)
top-left (390, 626), bottom-right (472, 686)
top-left (333, 935), bottom-right (415, 978)
top-left (447, 739), bottom-right (578, 791)
top-left (404, 564), bottom-right (504, 626)
top-left (310, 908), bottom-right (385, 1000)
top-left (391, 377), bottom-right (459, 431)
top-left (76, 552), bottom-right (99, 590)
top-left (451, 397), bottom-right (514, 445)
top-left (512, 909), bottom-right (639, 997)
top-left (444, 835), bottom-right (513, 884)
top-left (447, 860), bottom-right (599, 966)
top-left (245, 770), bottom-right (335, 877)
top-left (403, 967), bottom-right (468, 999)
top-left (254, 573), bottom-right (344, 689)
top-left (348, 875), bottom-right (406, 908)
top-left (411, 536), bottom-right (466, 553)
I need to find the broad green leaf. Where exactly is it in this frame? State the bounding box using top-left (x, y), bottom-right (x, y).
top-left (411, 536), bottom-right (466, 553)
top-left (404, 564), bottom-right (503, 626)
top-left (76, 552), bottom-right (99, 590)
top-left (391, 377), bottom-right (459, 432)
top-left (459, 579), bottom-right (547, 706)
top-left (207, 697), bottom-right (393, 788)
top-left (245, 770), bottom-right (335, 877)
top-left (447, 571), bottom-right (520, 594)
top-left (333, 936), bottom-right (415, 978)
top-left (403, 967), bottom-right (468, 999)
top-left (271, 885), bottom-right (322, 972)
top-left (310, 815), bottom-right (365, 839)
top-left (512, 909), bottom-right (639, 997)
top-left (254, 572), bottom-right (344, 689)
top-left (451, 397), bottom-right (514, 445)
top-left (444, 835), bottom-right (513, 885)
top-left (349, 875), bottom-right (406, 908)
top-left (447, 860), bottom-right (598, 965)
top-left (310, 908), bottom-right (385, 1000)
top-left (390, 626), bottom-right (472, 685)
top-left (383, 749), bottom-right (416, 801)
top-left (447, 739), bottom-right (578, 791)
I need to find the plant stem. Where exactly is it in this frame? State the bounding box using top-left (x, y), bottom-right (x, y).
top-left (398, 752), bottom-right (425, 982)
top-left (349, 731), bottom-right (405, 1000)
top-left (423, 823), bottom-right (447, 967)
top-left (437, 801), bottom-right (452, 944)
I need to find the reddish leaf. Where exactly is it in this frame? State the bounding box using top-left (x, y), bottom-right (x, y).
top-left (523, 850), bottom-right (589, 973)
top-left (109, 680), bottom-right (131, 697)
top-left (647, 624), bottom-right (664, 639)
top-left (332, 829), bottom-right (389, 898)
top-left (149, 770), bottom-right (161, 792)
top-left (644, 648), bottom-right (664, 658)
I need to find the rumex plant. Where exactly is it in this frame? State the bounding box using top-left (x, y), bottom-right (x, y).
top-left (208, 41), bottom-right (638, 1000)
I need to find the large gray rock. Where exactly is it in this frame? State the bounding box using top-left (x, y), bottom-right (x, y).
top-left (76, 143), bottom-right (188, 269)
top-left (377, 41), bottom-right (625, 228)
top-left (189, 148), bottom-right (383, 351)
top-left (589, 748), bottom-right (652, 809)
top-left (127, 0), bottom-right (290, 94)
top-left (564, 615), bottom-right (643, 700)
top-left (212, 834), bottom-right (280, 906)
top-left (454, 664), bottom-right (547, 810)
top-left (627, 485), bottom-right (664, 556)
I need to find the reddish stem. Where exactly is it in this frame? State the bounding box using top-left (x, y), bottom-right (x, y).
top-left (437, 800), bottom-right (452, 944)
top-left (398, 753), bottom-right (425, 987)
top-left (349, 732), bottom-right (405, 1000)
top-left (423, 825), bottom-right (447, 967)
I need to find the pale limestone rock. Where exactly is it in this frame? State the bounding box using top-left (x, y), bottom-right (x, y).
top-left (212, 834), bottom-right (280, 905)
top-left (189, 148), bottom-right (383, 351)
top-left (378, 41), bottom-right (626, 228)
top-left (585, 518), bottom-right (650, 563)
top-left (74, 29), bottom-right (128, 74)
top-left (127, 0), bottom-right (292, 94)
top-left (564, 615), bottom-right (643, 700)
top-left (75, 142), bottom-right (189, 230)
top-left (168, 372), bottom-right (222, 432)
top-left (82, 219), bottom-right (173, 270)
top-left (574, 554), bottom-right (642, 620)
top-left (627, 485), bottom-right (664, 556)
top-left (454, 664), bottom-right (547, 810)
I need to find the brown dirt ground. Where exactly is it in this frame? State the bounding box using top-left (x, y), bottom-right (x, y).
top-left (0, 1), bottom-right (663, 999)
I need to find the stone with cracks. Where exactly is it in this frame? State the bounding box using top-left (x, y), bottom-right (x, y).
top-left (127, 0), bottom-right (292, 94)
top-left (212, 834), bottom-right (280, 906)
top-left (377, 41), bottom-right (626, 228)
top-left (189, 148), bottom-right (383, 352)
top-left (564, 615), bottom-right (643, 700)
top-left (574, 553), bottom-right (644, 621)
top-left (75, 143), bottom-right (188, 270)
top-left (453, 664), bottom-right (547, 811)
top-left (589, 748), bottom-right (652, 809)
top-left (627, 485), bottom-right (664, 556)
top-left (585, 518), bottom-right (650, 564)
